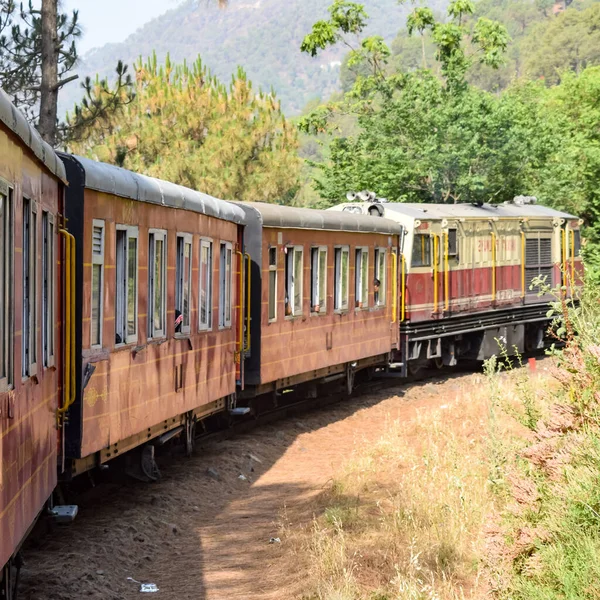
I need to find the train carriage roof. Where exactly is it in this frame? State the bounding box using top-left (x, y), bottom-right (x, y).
top-left (0, 89), bottom-right (67, 182)
top-left (238, 201), bottom-right (402, 234)
top-left (62, 154), bottom-right (246, 225)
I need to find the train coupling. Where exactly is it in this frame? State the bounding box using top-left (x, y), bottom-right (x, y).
top-left (48, 505), bottom-right (79, 524)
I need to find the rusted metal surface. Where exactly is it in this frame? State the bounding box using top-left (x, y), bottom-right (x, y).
top-left (0, 124), bottom-right (62, 571)
top-left (77, 189), bottom-right (242, 459)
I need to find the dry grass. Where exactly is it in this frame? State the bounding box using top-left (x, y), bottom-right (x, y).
top-left (281, 375), bottom-right (529, 600)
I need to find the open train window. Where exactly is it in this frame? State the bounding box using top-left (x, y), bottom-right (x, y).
top-left (175, 234), bottom-right (192, 335)
top-left (285, 246), bottom-right (303, 317)
top-left (116, 225), bottom-right (138, 345)
top-left (268, 247), bottom-right (277, 321)
top-left (22, 197), bottom-right (37, 377)
top-left (412, 233), bottom-right (431, 267)
top-left (355, 248), bottom-right (369, 309)
top-left (42, 211), bottom-right (55, 365)
top-left (334, 246), bottom-right (349, 311)
top-left (447, 228), bottom-right (458, 260)
top-left (199, 239), bottom-right (213, 330)
top-left (311, 246), bottom-right (327, 314)
top-left (573, 230), bottom-right (581, 256)
top-left (148, 229), bottom-right (166, 339)
top-left (0, 182), bottom-right (13, 389)
top-left (374, 248), bottom-right (386, 306)
top-left (219, 242), bottom-right (233, 328)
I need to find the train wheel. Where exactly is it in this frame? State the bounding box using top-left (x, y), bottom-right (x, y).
top-left (407, 362), bottom-right (424, 377)
top-left (435, 357), bottom-right (444, 370)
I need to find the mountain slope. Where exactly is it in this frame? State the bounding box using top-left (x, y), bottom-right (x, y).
top-left (66, 0), bottom-right (448, 115)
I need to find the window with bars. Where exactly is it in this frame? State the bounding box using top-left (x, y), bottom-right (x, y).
top-left (268, 247), bottom-right (277, 321)
top-left (42, 211), bottom-right (55, 365)
top-left (525, 235), bottom-right (553, 293)
top-left (310, 246), bottom-right (327, 314)
top-left (355, 248), bottom-right (369, 308)
top-left (175, 234), bottom-right (192, 334)
top-left (116, 225), bottom-right (138, 344)
top-left (334, 246), bottom-right (349, 311)
top-left (374, 248), bottom-right (386, 306)
top-left (219, 242), bottom-right (233, 328)
top-left (285, 246), bottom-right (303, 317)
top-left (412, 233), bottom-right (431, 267)
top-left (148, 229), bottom-right (166, 339)
top-left (199, 239), bottom-right (213, 330)
top-left (0, 183), bottom-right (13, 389)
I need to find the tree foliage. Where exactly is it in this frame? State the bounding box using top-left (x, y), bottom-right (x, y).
top-left (66, 54), bottom-right (300, 203)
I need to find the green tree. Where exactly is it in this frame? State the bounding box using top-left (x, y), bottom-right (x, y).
top-left (66, 54), bottom-right (300, 203)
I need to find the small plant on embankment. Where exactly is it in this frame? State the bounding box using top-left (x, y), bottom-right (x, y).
top-left (485, 275), bottom-right (600, 600)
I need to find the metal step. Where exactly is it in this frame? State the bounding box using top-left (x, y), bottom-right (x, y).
top-left (229, 407), bottom-right (251, 416)
top-left (48, 505), bottom-right (78, 523)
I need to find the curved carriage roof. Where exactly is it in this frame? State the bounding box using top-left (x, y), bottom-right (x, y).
top-left (238, 202), bottom-right (402, 234)
top-left (65, 155), bottom-right (246, 225)
top-left (0, 89), bottom-right (67, 182)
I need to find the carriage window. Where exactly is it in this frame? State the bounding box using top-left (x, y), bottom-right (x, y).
top-left (42, 212), bottom-right (55, 364)
top-left (355, 248), bottom-right (369, 308)
top-left (175, 234), bottom-right (192, 334)
top-left (268, 247), bottom-right (277, 321)
top-left (199, 239), bottom-right (213, 330)
top-left (334, 246), bottom-right (349, 311)
top-left (285, 246), bottom-right (303, 317)
top-left (447, 228), bottom-right (458, 259)
top-left (573, 230), bottom-right (581, 256)
top-left (374, 248), bottom-right (386, 306)
top-left (0, 185), bottom-right (13, 387)
top-left (91, 220), bottom-right (105, 347)
top-left (219, 242), bottom-right (232, 327)
top-left (311, 246), bottom-right (327, 314)
top-left (412, 233), bottom-right (431, 267)
top-left (22, 198), bottom-right (37, 377)
top-left (116, 225), bottom-right (138, 345)
top-left (148, 229), bottom-right (166, 339)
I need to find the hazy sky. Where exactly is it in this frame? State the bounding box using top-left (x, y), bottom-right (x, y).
top-left (63, 0), bottom-right (186, 54)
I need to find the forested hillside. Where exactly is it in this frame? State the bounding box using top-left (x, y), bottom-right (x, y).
top-left (64, 0), bottom-right (447, 116)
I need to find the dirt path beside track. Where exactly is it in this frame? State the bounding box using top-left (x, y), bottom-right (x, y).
top-left (20, 372), bottom-right (487, 600)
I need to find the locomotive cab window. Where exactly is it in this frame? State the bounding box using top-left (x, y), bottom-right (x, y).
top-left (115, 225), bottom-right (138, 345)
top-left (42, 211), bottom-right (55, 365)
top-left (355, 248), bottom-right (369, 309)
top-left (285, 246), bottom-right (303, 317)
top-left (22, 198), bottom-right (37, 377)
top-left (573, 230), bottom-right (581, 256)
top-left (412, 233), bottom-right (431, 267)
top-left (268, 247), bottom-right (277, 321)
top-left (199, 239), bottom-right (213, 330)
top-left (334, 246), bottom-right (349, 312)
top-left (148, 229), bottom-right (166, 339)
top-left (447, 228), bottom-right (458, 260)
top-left (310, 246), bottom-right (327, 314)
top-left (0, 182), bottom-right (13, 389)
top-left (219, 242), bottom-right (232, 328)
top-left (374, 248), bottom-right (386, 307)
top-left (175, 234), bottom-right (192, 335)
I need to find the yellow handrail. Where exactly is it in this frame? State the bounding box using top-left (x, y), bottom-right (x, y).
top-left (244, 252), bottom-right (251, 352)
top-left (562, 228), bottom-right (567, 287)
top-left (391, 252), bottom-right (397, 323)
top-left (571, 230), bottom-right (575, 287)
top-left (57, 229), bottom-right (76, 415)
top-left (401, 254), bottom-right (406, 322)
top-left (433, 234), bottom-right (439, 313)
top-left (521, 232), bottom-right (525, 298)
top-left (235, 250), bottom-right (244, 357)
top-left (444, 232), bottom-right (449, 312)
top-left (491, 231), bottom-right (496, 303)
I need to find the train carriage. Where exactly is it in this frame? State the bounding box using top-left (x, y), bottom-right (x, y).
top-left (0, 91), bottom-right (66, 595)
top-left (331, 199), bottom-right (583, 372)
top-left (58, 155), bottom-right (247, 477)
top-left (237, 202), bottom-right (402, 396)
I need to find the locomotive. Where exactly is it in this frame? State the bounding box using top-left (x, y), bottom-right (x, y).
top-left (0, 90), bottom-right (583, 599)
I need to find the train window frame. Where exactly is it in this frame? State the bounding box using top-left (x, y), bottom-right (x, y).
top-left (374, 247), bottom-right (386, 307)
top-left (334, 245), bottom-right (349, 312)
top-left (199, 238), bottom-right (213, 331)
top-left (22, 197), bottom-right (38, 378)
top-left (175, 233), bottom-right (193, 336)
top-left (310, 246), bottom-right (327, 315)
top-left (285, 245), bottom-right (304, 318)
top-left (42, 211), bottom-right (56, 366)
top-left (447, 228), bottom-right (458, 261)
top-left (0, 181), bottom-right (14, 391)
top-left (115, 224), bottom-right (139, 346)
top-left (268, 246), bottom-right (277, 322)
top-left (219, 241), bottom-right (233, 329)
top-left (91, 219), bottom-right (105, 348)
top-left (148, 228), bottom-right (167, 340)
top-left (411, 233), bottom-right (432, 268)
top-left (355, 247), bottom-right (369, 309)
top-left (573, 230), bottom-right (581, 256)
